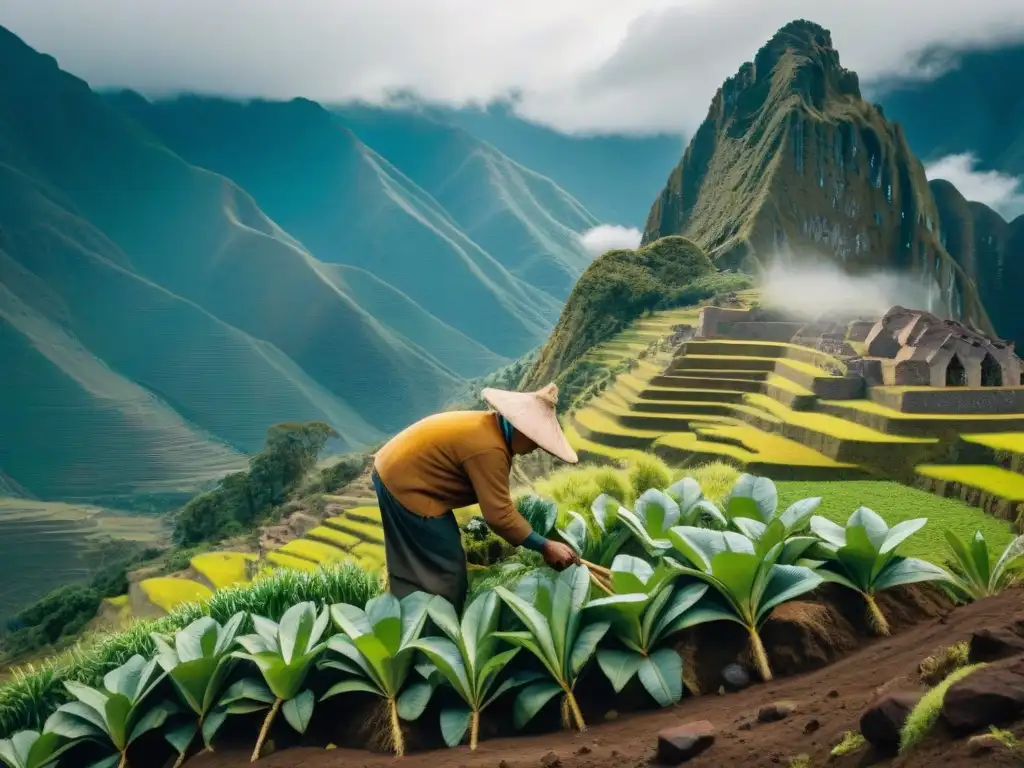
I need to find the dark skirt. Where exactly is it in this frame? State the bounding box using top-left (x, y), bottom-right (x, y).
top-left (372, 471), bottom-right (468, 613)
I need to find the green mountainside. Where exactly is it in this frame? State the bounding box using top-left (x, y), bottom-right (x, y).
top-left (0, 26), bottom-right (598, 503)
top-left (419, 101), bottom-right (684, 227)
top-left (642, 20), bottom-right (995, 337)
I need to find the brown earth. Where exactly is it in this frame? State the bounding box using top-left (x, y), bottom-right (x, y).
top-left (181, 586), bottom-right (1024, 768)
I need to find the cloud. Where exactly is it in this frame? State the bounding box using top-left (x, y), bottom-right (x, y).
top-left (579, 224), bottom-right (643, 256)
top-left (759, 258), bottom-right (945, 319)
top-left (1, 0), bottom-right (1022, 134)
top-left (925, 153), bottom-right (1024, 217)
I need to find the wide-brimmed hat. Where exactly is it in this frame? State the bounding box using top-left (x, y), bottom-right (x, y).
top-left (481, 383), bottom-right (579, 464)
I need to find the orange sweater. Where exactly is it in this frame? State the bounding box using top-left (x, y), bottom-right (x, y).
top-left (373, 410), bottom-right (536, 545)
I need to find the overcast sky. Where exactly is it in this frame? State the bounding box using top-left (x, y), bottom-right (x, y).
top-left (2, 0), bottom-right (1023, 135)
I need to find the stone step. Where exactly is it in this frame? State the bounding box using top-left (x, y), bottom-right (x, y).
top-left (670, 355), bottom-right (779, 372)
top-left (915, 464), bottom-right (1024, 528)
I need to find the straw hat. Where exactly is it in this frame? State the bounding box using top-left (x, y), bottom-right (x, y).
top-left (481, 383), bottom-right (579, 464)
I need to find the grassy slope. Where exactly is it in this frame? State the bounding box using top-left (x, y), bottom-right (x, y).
top-left (108, 93), bottom-right (582, 361)
top-left (0, 26), bottom-right (471, 505)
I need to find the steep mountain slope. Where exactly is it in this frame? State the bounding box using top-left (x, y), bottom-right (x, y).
top-left (642, 20), bottom-right (993, 336)
top-left (419, 102), bottom-right (684, 227)
top-left (334, 104), bottom-right (598, 301)
top-left (930, 179), bottom-right (1024, 348)
top-left (876, 43), bottom-right (1024, 175)
top-left (0, 26), bottom-right (469, 499)
top-left (107, 94), bottom-right (592, 360)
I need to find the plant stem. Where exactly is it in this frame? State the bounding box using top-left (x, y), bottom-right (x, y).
top-left (864, 592), bottom-right (891, 636)
top-left (389, 697), bottom-right (405, 757)
top-left (171, 715), bottom-right (201, 768)
top-left (470, 710), bottom-right (480, 750)
top-left (118, 752), bottom-right (127, 768)
top-left (589, 572), bottom-right (614, 596)
top-left (251, 698), bottom-right (281, 763)
top-left (564, 690), bottom-right (586, 732)
top-left (748, 626), bottom-right (772, 682)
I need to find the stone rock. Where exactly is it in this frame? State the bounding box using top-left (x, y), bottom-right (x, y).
top-left (499, 761), bottom-right (514, 768)
top-left (539, 752), bottom-right (561, 768)
top-left (860, 691), bottom-right (923, 754)
top-left (967, 733), bottom-right (1004, 757)
top-left (968, 627), bottom-right (1024, 663)
top-left (603, 709), bottom-right (619, 721)
top-left (803, 718), bottom-right (821, 734)
top-left (575, 745), bottom-right (592, 755)
top-left (757, 701), bottom-right (798, 723)
top-left (656, 720), bottom-right (715, 765)
top-left (942, 659), bottom-right (1024, 734)
top-left (722, 663), bottom-right (751, 692)
top-left (827, 689), bottom-right (839, 698)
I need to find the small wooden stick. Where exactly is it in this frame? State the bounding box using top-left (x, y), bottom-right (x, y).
top-left (589, 572), bottom-right (614, 596)
top-left (581, 559), bottom-right (612, 577)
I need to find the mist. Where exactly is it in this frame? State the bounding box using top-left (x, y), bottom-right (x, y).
top-left (758, 258), bottom-right (946, 320)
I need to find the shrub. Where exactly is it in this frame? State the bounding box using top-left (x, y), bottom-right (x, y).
top-left (627, 455), bottom-right (672, 501)
top-left (900, 663), bottom-right (987, 753)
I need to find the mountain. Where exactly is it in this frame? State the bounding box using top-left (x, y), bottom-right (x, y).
top-left (875, 43), bottom-right (1024, 176)
top-left (929, 179), bottom-right (1024, 349)
top-left (642, 20), bottom-right (997, 337)
top-left (107, 94), bottom-right (598, 360)
top-left (418, 102), bottom-right (684, 227)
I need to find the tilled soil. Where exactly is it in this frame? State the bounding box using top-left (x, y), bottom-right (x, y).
top-left (192, 588), bottom-right (1024, 768)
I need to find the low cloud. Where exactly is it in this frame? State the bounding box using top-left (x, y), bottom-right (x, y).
top-left (579, 224), bottom-right (643, 257)
top-left (925, 152), bottom-right (1024, 218)
top-left (759, 258), bottom-right (945, 320)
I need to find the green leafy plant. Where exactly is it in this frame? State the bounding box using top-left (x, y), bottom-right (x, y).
top-left (554, 495), bottom-right (631, 567)
top-left (810, 508), bottom-right (952, 635)
top-left (722, 474), bottom-right (779, 522)
top-left (42, 654), bottom-right (174, 768)
top-left (728, 499), bottom-right (823, 566)
top-left (0, 730), bottom-right (72, 768)
top-left (150, 612), bottom-right (246, 766)
top-left (584, 555), bottom-right (708, 706)
top-left (407, 592), bottom-right (538, 749)
top-left (232, 602), bottom-right (331, 762)
top-left (493, 566), bottom-right (615, 732)
top-left (666, 527), bottom-right (824, 682)
top-left (665, 477), bottom-right (729, 528)
top-left (617, 486), bottom-right (728, 556)
top-left (320, 592), bottom-right (432, 756)
top-left (516, 495), bottom-right (558, 538)
top-left (944, 530), bottom-right (1024, 599)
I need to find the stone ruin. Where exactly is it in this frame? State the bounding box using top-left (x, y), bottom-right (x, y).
top-left (862, 306), bottom-right (1024, 389)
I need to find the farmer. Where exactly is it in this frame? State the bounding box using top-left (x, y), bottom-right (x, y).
top-left (372, 383), bottom-right (581, 611)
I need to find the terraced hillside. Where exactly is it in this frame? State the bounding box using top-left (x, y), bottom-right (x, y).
top-left (567, 330), bottom-right (1024, 529)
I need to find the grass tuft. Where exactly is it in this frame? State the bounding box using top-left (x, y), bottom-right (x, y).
top-left (900, 663), bottom-right (987, 753)
top-left (918, 641), bottom-right (970, 686)
top-left (830, 730), bottom-right (867, 756)
top-left (627, 454), bottom-right (672, 500)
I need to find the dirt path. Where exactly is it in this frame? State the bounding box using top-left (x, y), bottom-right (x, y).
top-left (191, 588), bottom-right (1024, 768)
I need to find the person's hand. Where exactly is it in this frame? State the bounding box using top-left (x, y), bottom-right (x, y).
top-left (541, 540), bottom-right (580, 571)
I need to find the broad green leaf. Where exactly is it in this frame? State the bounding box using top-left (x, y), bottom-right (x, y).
top-left (176, 617), bottom-right (219, 662)
top-left (86, 756), bottom-right (120, 768)
top-left (63, 681), bottom-right (109, 714)
top-left (591, 494), bottom-right (621, 532)
top-left (476, 648), bottom-right (521, 701)
top-left (836, 525), bottom-right (879, 589)
top-left (727, 474), bottom-right (777, 521)
top-left (650, 582), bottom-right (709, 646)
top-left (816, 568), bottom-right (861, 592)
top-left (969, 530), bottom-right (992, 588)
top-left (635, 489), bottom-right (680, 536)
top-left (991, 534), bottom-right (1024, 589)
top-left (252, 616), bottom-right (280, 648)
top-left (282, 690), bottom-right (315, 734)
top-left (872, 558), bottom-right (952, 592)
top-left (879, 519), bottom-right (928, 556)
top-left (461, 590), bottom-right (499, 671)
top-left (569, 621), bottom-right (610, 677)
top-left (609, 554), bottom-right (654, 594)
top-left (165, 722), bottom-right (197, 757)
top-left (638, 649), bottom-right (682, 707)
top-left (321, 679), bottom-right (382, 700)
top-left (731, 517), bottom-right (767, 540)
top-left (691, 499), bottom-right (728, 527)
top-left (440, 707), bottom-right (473, 748)
top-left (408, 637), bottom-right (470, 697)
top-left (217, 678), bottom-right (275, 707)
top-left (848, 507), bottom-right (888, 550)
top-left (103, 655), bottom-right (153, 702)
top-left (666, 477), bottom-right (702, 512)
top-left (557, 511), bottom-right (589, 555)
top-left (103, 694), bottom-right (131, 749)
top-left (809, 516), bottom-right (846, 548)
top-left (128, 701), bottom-right (178, 746)
top-left (396, 682), bottom-right (433, 721)
top-left (481, 670), bottom-right (544, 711)
top-left (398, 592), bottom-right (433, 646)
top-left (779, 497), bottom-right (821, 530)
top-left (596, 649), bottom-right (642, 693)
top-left (711, 551), bottom-right (760, 623)
top-left (616, 507), bottom-right (669, 553)
top-left (755, 564), bottom-right (823, 624)
top-left (493, 587), bottom-right (557, 669)
top-left (202, 709), bottom-right (228, 747)
top-left (278, 602), bottom-right (316, 666)
top-left (43, 706), bottom-right (105, 741)
top-left (426, 596), bottom-right (461, 643)
top-left (669, 527), bottom-right (754, 572)
top-left (331, 602), bottom-right (373, 639)
top-left (372, 616), bottom-right (403, 659)
top-left (513, 682), bottom-right (562, 729)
